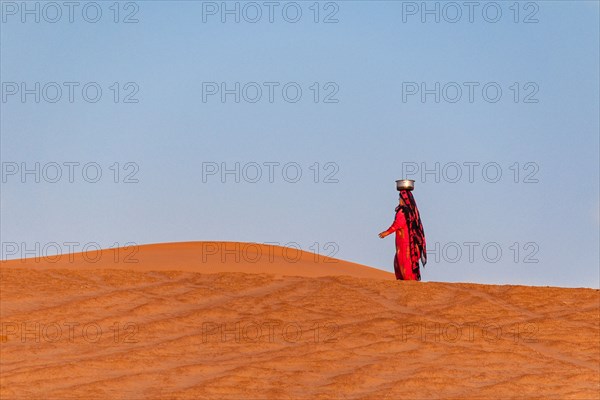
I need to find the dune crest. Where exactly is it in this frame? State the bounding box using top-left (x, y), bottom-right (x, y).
top-left (0, 241), bottom-right (394, 280)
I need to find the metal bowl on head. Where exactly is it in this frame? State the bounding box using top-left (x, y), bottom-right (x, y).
top-left (396, 179), bottom-right (415, 191)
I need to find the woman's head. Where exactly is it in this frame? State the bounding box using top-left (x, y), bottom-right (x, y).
top-left (399, 189), bottom-right (415, 207)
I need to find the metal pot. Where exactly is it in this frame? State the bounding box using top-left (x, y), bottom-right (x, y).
top-left (396, 179), bottom-right (415, 191)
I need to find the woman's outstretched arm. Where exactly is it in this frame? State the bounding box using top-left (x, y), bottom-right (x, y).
top-left (379, 211), bottom-right (405, 238)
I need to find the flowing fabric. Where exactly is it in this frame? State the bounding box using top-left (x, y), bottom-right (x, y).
top-left (384, 190), bottom-right (427, 281)
top-left (385, 210), bottom-right (415, 280)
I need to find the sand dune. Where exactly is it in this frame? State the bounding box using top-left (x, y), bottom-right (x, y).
top-left (0, 241), bottom-right (393, 280)
top-left (1, 242), bottom-right (598, 399)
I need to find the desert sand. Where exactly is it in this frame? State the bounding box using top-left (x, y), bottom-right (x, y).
top-left (1, 242), bottom-right (598, 399)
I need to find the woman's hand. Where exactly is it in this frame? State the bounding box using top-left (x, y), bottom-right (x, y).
top-left (378, 231), bottom-right (388, 238)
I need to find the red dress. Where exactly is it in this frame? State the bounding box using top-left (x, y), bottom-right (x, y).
top-left (384, 208), bottom-right (418, 280)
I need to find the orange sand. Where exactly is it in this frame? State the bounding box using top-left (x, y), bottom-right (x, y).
top-left (1, 242), bottom-right (598, 399)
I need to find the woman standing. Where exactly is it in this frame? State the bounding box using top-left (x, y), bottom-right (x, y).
top-left (379, 188), bottom-right (427, 281)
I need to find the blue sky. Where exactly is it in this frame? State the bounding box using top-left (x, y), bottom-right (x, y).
top-left (1, 1), bottom-right (598, 288)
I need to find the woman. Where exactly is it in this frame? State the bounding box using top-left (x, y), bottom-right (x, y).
top-left (378, 190), bottom-right (427, 281)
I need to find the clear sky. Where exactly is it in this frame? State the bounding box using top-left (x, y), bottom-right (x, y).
top-left (1, 1), bottom-right (598, 288)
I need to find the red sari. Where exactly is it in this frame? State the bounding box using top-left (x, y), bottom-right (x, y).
top-left (384, 208), bottom-right (417, 280)
top-left (384, 191), bottom-right (427, 281)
